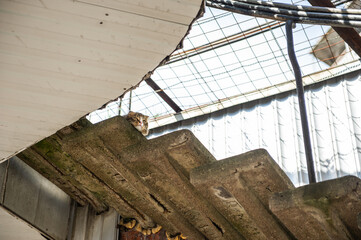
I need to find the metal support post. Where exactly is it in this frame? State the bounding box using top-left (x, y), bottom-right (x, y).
top-left (285, 20), bottom-right (316, 184)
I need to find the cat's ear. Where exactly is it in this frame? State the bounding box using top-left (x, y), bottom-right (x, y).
top-left (128, 111), bottom-right (135, 116)
top-left (144, 115), bottom-right (149, 120)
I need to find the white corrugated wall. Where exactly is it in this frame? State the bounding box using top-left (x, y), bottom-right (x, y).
top-left (149, 70), bottom-right (361, 187)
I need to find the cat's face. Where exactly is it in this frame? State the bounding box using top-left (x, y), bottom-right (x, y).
top-left (125, 111), bottom-right (149, 136)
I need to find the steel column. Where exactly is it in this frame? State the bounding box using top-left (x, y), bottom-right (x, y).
top-left (285, 20), bottom-right (316, 184)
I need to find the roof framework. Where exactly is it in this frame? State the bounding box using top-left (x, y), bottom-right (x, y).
top-left (308, 0), bottom-right (361, 57)
top-left (88, 0), bottom-right (361, 128)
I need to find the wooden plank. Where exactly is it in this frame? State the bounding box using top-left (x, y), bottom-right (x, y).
top-left (0, 1), bottom-right (182, 55)
top-left (0, 115), bottom-right (64, 137)
top-left (0, 43), bottom-right (145, 84)
top-left (0, 0), bottom-right (203, 162)
top-left (0, 98), bottom-right (92, 122)
top-left (0, 120), bottom-right (57, 137)
top-left (10, 0), bottom-right (201, 26)
top-left (0, 23), bottom-right (166, 71)
top-left (0, 135), bottom-right (53, 152)
top-left (1, 151), bottom-right (18, 162)
top-left (0, 80), bottom-right (110, 111)
top-left (79, 0), bottom-right (201, 25)
top-left (0, 136), bottom-right (46, 150)
top-left (0, 140), bottom-right (54, 158)
top-left (0, 102), bottom-right (86, 125)
top-left (0, 90), bottom-right (102, 118)
top-left (0, 141), bottom-right (37, 156)
top-left (9, 0), bottom-right (46, 8)
top-left (0, 62), bottom-right (131, 98)
top-left (16, 0), bottom-right (191, 36)
top-left (0, 133), bottom-right (38, 147)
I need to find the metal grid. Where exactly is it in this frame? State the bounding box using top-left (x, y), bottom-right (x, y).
top-left (87, 0), bottom-right (361, 126)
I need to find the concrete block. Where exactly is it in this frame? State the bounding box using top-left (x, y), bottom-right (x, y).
top-left (270, 176), bottom-right (361, 239)
top-left (64, 115), bottom-right (146, 151)
top-left (161, 130), bottom-right (217, 176)
top-left (63, 127), bottom-right (223, 238)
top-left (114, 130), bottom-right (243, 240)
top-left (16, 116), bottom-right (225, 238)
top-left (190, 149), bottom-right (294, 240)
top-left (62, 117), bottom-right (157, 228)
top-left (60, 118), bottom-right (153, 222)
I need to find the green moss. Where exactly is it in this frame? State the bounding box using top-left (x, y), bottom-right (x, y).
top-left (91, 190), bottom-right (107, 202)
top-left (304, 197), bottom-right (329, 211)
top-left (33, 137), bottom-right (75, 173)
top-left (304, 197), bottom-right (333, 225)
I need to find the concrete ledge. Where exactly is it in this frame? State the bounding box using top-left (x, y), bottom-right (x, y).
top-left (115, 130), bottom-right (243, 239)
top-left (18, 137), bottom-right (108, 213)
top-left (190, 149), bottom-right (294, 240)
top-left (270, 176), bottom-right (361, 239)
top-left (16, 115), bottom-right (361, 240)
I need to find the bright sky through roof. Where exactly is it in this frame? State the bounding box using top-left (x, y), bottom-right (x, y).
top-left (88, 0), bottom-right (360, 127)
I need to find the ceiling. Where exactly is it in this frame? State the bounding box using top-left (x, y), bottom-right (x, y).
top-left (0, 0), bottom-right (204, 162)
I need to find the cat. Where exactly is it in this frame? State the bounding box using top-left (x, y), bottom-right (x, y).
top-left (125, 111), bottom-right (149, 136)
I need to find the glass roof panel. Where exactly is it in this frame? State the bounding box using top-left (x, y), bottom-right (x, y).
top-left (88, 1), bottom-right (361, 128)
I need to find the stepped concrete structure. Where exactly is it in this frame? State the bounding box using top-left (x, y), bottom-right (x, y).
top-left (17, 116), bottom-right (361, 239)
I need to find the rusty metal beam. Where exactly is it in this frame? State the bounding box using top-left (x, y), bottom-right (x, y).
top-left (145, 78), bottom-right (182, 113)
top-left (308, 0), bottom-right (361, 58)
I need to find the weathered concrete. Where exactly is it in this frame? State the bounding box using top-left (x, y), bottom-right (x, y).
top-left (17, 116), bottom-right (236, 238)
top-left (62, 118), bottom-right (169, 230)
top-left (114, 131), bottom-right (243, 240)
top-left (191, 149), bottom-right (294, 240)
top-left (270, 176), bottom-right (361, 239)
top-left (15, 115), bottom-right (361, 240)
top-left (18, 143), bottom-right (104, 211)
top-left (18, 117), bottom-right (147, 218)
top-left (62, 119), bottom-right (242, 239)
top-left (18, 118), bottom-right (104, 211)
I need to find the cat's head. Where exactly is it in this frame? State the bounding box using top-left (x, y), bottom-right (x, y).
top-left (125, 111), bottom-right (149, 136)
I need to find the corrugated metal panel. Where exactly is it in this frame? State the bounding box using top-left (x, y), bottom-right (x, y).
top-left (0, 0), bottom-right (203, 162)
top-left (149, 70), bottom-right (361, 186)
top-left (72, 205), bottom-right (118, 240)
top-left (0, 157), bottom-right (72, 239)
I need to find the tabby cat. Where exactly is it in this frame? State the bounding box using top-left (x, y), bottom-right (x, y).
top-left (125, 111), bottom-right (149, 136)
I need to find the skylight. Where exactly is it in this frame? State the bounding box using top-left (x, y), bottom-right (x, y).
top-left (88, 0), bottom-right (361, 128)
